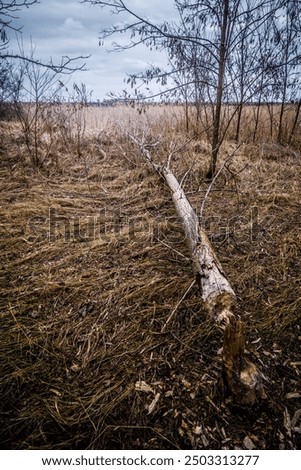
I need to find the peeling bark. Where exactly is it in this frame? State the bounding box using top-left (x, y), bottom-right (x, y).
top-left (160, 165), bottom-right (236, 327)
top-left (160, 165), bottom-right (265, 405)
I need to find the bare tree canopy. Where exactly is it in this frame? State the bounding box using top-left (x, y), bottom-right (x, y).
top-left (0, 0), bottom-right (87, 74)
top-left (1, 1), bottom-right (37, 40)
top-left (82, 0), bottom-right (301, 175)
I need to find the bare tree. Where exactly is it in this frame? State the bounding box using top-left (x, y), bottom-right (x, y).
top-left (0, 1), bottom-right (89, 165)
top-left (249, 1), bottom-right (301, 144)
top-left (0, 1), bottom-right (37, 45)
top-left (11, 47), bottom-right (66, 167)
top-left (274, 1), bottom-right (301, 143)
top-left (82, 0), bottom-right (291, 177)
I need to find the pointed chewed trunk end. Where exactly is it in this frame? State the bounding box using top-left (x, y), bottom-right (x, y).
top-left (222, 319), bottom-right (266, 405)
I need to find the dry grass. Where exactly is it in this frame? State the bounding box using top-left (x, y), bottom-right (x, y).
top-left (0, 107), bottom-right (300, 450)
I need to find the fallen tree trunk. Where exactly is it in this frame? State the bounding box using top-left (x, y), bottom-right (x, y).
top-left (160, 164), bottom-right (236, 326)
top-left (130, 134), bottom-right (265, 405)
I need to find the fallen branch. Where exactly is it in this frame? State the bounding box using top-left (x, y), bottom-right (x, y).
top-left (128, 133), bottom-right (265, 405)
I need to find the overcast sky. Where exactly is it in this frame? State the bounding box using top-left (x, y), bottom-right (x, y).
top-left (8, 0), bottom-right (176, 101)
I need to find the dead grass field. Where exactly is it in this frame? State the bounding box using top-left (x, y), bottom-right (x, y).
top-left (0, 105), bottom-right (301, 450)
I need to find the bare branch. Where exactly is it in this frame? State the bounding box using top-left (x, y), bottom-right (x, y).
top-left (0, 1), bottom-right (87, 74)
top-left (0, 52), bottom-right (89, 74)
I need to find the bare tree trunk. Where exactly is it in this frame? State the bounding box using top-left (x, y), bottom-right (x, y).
top-left (266, 102), bottom-right (275, 140)
top-left (160, 166), bottom-right (264, 404)
top-left (184, 94), bottom-right (189, 133)
top-left (253, 94), bottom-right (262, 143)
top-left (235, 102), bottom-right (243, 143)
top-left (278, 73), bottom-right (288, 144)
top-left (288, 99), bottom-right (301, 145)
top-left (159, 165), bottom-right (236, 322)
top-left (208, 0), bottom-right (229, 179)
top-left (130, 134), bottom-right (265, 405)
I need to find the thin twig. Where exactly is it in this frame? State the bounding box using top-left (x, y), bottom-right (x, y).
top-left (167, 136), bottom-right (196, 172)
top-left (126, 132), bottom-right (156, 166)
top-left (199, 158), bottom-right (231, 222)
top-left (199, 145), bottom-right (242, 222)
top-left (180, 158), bottom-right (197, 188)
top-left (161, 280), bottom-right (196, 333)
top-left (155, 238), bottom-right (190, 261)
